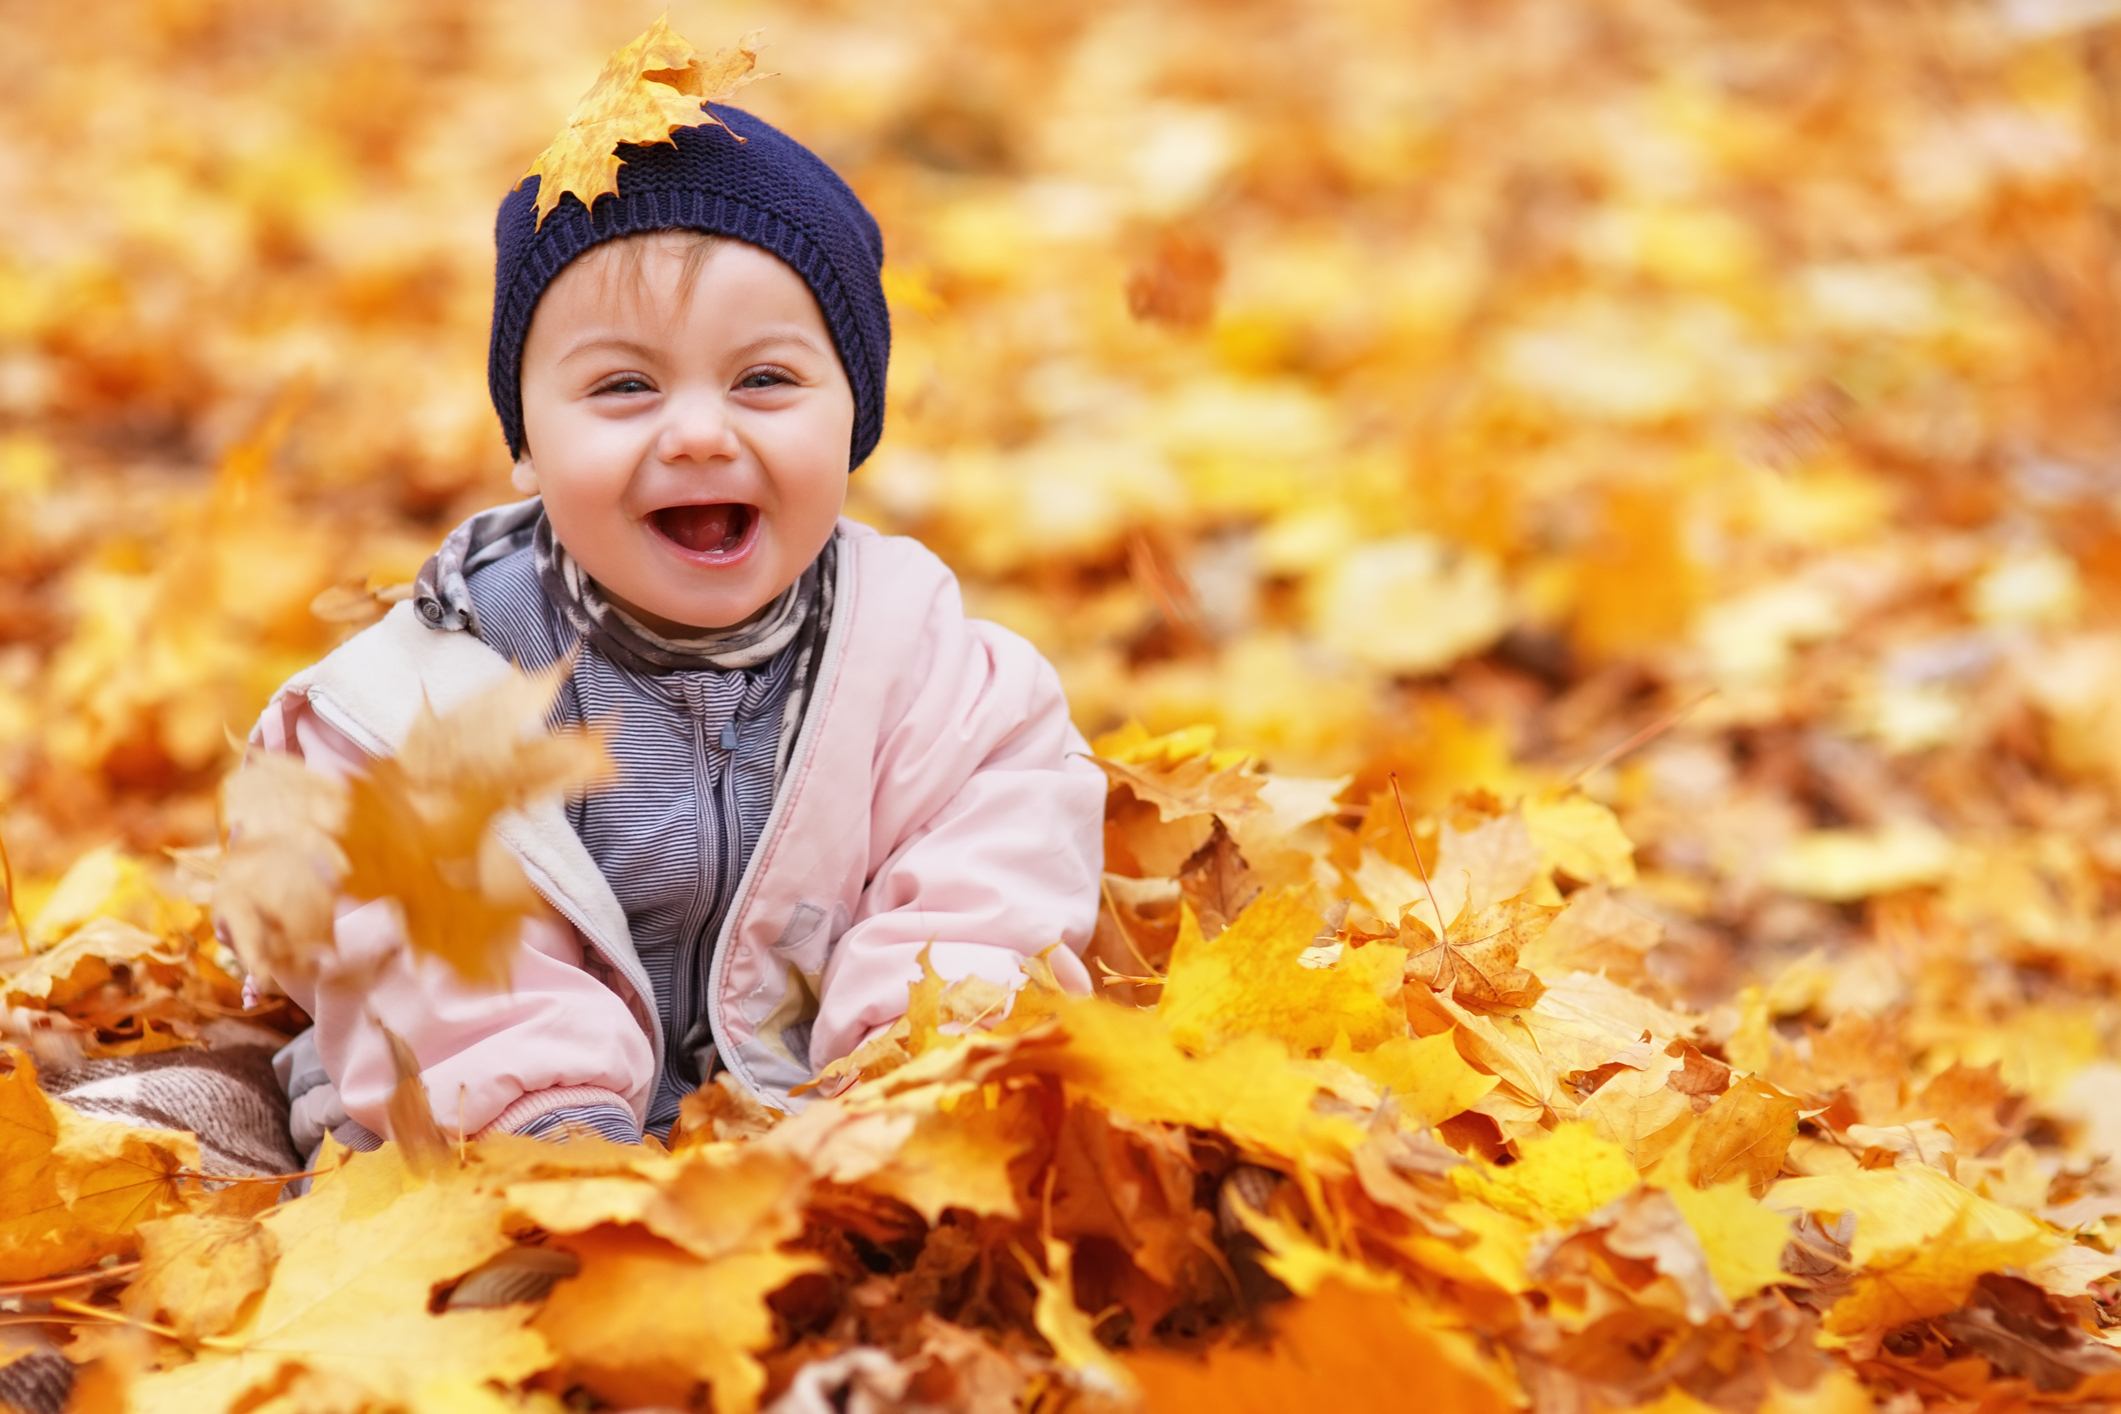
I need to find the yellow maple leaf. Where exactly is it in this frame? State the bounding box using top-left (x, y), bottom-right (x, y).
top-left (1018, 1234), bottom-right (1134, 1397)
top-left (1454, 1121), bottom-right (1640, 1228)
top-left (1127, 1276), bottom-right (1515, 1412)
top-left (1759, 1371), bottom-right (1877, 1414)
top-left (534, 1224), bottom-right (818, 1414)
top-left (1093, 750), bottom-right (1266, 827)
top-left (863, 1084), bottom-right (1038, 1222)
top-left (340, 666), bottom-right (609, 985)
top-left (507, 1144), bottom-right (812, 1266)
top-left (1036, 997), bottom-right (1369, 1167)
top-left (0, 1050), bottom-right (201, 1282)
top-left (1767, 1164), bottom-right (2060, 1334)
top-left (1159, 891), bottom-right (1407, 1056)
top-left (1, 916), bottom-right (188, 1010)
top-left (1663, 1179), bottom-right (1791, 1306)
top-left (1326, 1029), bottom-right (1496, 1128)
top-left (212, 753), bottom-right (348, 983)
top-left (1580, 1050), bottom-right (1692, 1167)
top-left (521, 18), bottom-right (767, 229)
top-left (1092, 721), bottom-right (1254, 774)
top-left (120, 1212), bottom-right (278, 1343)
top-left (902, 941), bottom-right (949, 1053)
top-left (22, 845), bottom-right (199, 951)
top-left (1520, 791), bottom-right (1637, 887)
top-left (128, 1148), bottom-right (546, 1414)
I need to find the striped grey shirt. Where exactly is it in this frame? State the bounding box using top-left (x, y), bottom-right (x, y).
top-left (464, 542), bottom-right (803, 1137)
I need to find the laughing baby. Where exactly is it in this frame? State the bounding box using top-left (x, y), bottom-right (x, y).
top-left (252, 108), bottom-right (1104, 1155)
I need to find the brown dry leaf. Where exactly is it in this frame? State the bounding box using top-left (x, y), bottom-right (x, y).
top-left (379, 1022), bottom-right (452, 1173)
top-left (1094, 752), bottom-right (1267, 831)
top-left (1127, 228), bottom-right (1225, 329)
top-left (1, 916), bottom-right (187, 1009)
top-left (1596, 1185), bottom-right (1728, 1323)
top-left (671, 1070), bottom-right (785, 1148)
top-left (1402, 894), bottom-right (1551, 1012)
top-left (1580, 1050), bottom-right (1691, 1168)
top-left (1689, 1076), bottom-right (1804, 1196)
top-left (1923, 1273), bottom-right (2121, 1393)
top-left (1177, 821), bottom-right (1261, 935)
top-left (340, 666), bottom-right (608, 985)
top-left (1047, 1104), bottom-right (1216, 1324)
top-left (521, 18), bottom-right (766, 228)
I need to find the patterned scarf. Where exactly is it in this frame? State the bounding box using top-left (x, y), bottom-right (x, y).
top-left (412, 497), bottom-right (832, 680)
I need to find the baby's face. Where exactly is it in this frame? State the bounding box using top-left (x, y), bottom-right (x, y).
top-left (516, 234), bottom-right (854, 634)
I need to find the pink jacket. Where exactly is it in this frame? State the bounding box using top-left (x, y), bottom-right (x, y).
top-left (251, 520), bottom-right (1103, 1141)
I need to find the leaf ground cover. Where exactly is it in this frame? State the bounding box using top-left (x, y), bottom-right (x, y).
top-left (11, 1), bottom-right (2121, 1410)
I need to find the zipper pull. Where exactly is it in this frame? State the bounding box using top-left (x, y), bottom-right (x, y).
top-left (720, 721), bottom-right (738, 752)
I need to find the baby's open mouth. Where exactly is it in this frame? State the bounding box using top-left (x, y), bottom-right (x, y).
top-left (650, 502), bottom-right (756, 557)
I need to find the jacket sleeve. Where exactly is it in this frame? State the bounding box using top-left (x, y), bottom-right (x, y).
top-left (255, 696), bottom-right (654, 1143)
top-left (809, 589), bottom-right (1105, 1066)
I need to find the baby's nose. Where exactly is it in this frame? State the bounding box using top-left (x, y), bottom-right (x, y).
top-left (656, 390), bottom-right (742, 462)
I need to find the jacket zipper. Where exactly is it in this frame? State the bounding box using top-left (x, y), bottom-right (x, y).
top-left (701, 540), bottom-right (850, 1102)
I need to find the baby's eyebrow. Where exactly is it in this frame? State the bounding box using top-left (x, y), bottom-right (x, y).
top-left (726, 328), bottom-right (831, 359)
top-left (557, 335), bottom-right (662, 364)
top-left (555, 329), bottom-right (830, 364)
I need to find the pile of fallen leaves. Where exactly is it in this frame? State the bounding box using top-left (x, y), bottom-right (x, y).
top-left (13, 0), bottom-right (2121, 1408)
top-left (13, 718), bottom-right (2121, 1413)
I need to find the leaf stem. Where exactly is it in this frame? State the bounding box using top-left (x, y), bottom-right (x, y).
top-left (1562, 689), bottom-right (1714, 789)
top-left (1099, 876), bottom-right (1165, 980)
top-left (0, 819), bottom-right (25, 950)
top-left (0, 1262), bottom-right (138, 1298)
top-left (46, 1296), bottom-right (202, 1344)
top-left (1387, 773), bottom-right (1449, 939)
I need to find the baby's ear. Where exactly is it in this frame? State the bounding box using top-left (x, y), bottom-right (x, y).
top-left (510, 458), bottom-right (540, 495)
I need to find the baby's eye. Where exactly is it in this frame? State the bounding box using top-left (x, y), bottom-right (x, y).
top-left (737, 368), bottom-right (792, 390)
top-left (596, 375), bottom-right (654, 396)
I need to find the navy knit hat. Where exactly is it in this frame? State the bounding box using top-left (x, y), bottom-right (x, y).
top-left (489, 108), bottom-right (891, 468)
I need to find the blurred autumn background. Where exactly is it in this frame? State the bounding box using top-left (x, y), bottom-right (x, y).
top-left (18, 0), bottom-right (2121, 1406)
top-left (8, 0), bottom-right (2121, 995)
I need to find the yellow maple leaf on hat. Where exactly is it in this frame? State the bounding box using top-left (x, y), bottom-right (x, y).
top-left (522, 16), bottom-right (769, 229)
